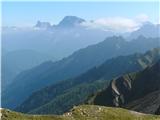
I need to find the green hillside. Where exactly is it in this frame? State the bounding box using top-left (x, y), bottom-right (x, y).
top-left (16, 48), bottom-right (160, 115)
top-left (3, 36), bottom-right (159, 110)
top-left (2, 105), bottom-right (160, 120)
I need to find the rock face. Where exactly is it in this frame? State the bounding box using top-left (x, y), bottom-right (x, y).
top-left (90, 59), bottom-right (160, 114)
top-left (126, 90), bottom-right (160, 114)
top-left (156, 106), bottom-right (160, 115)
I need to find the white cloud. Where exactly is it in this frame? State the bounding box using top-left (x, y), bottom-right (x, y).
top-left (81, 14), bottom-right (149, 33)
top-left (135, 14), bottom-right (149, 23)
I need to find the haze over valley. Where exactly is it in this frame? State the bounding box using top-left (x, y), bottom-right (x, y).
top-left (1, 1), bottom-right (160, 120)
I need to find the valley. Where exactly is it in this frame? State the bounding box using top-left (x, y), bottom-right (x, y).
top-left (2, 2), bottom-right (160, 120)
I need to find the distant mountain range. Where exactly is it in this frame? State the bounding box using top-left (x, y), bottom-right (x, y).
top-left (3, 16), bottom-right (160, 60)
top-left (35, 16), bottom-right (85, 29)
top-left (35, 21), bottom-right (52, 29)
top-left (2, 16), bottom-right (113, 60)
top-left (129, 22), bottom-right (160, 39)
top-left (2, 36), bottom-right (159, 110)
top-left (2, 16), bottom-right (159, 89)
top-left (89, 58), bottom-right (160, 115)
top-left (15, 48), bottom-right (160, 115)
top-left (34, 16), bottom-right (160, 39)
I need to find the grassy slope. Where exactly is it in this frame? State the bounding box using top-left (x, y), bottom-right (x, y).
top-left (1, 105), bottom-right (160, 120)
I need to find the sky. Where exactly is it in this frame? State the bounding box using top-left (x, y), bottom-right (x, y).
top-left (2, 1), bottom-right (160, 27)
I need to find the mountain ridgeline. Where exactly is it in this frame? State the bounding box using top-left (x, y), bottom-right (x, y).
top-left (15, 48), bottom-right (160, 115)
top-left (2, 14), bottom-right (160, 120)
top-left (2, 17), bottom-right (160, 95)
top-left (2, 36), bottom-right (159, 110)
top-left (89, 58), bottom-right (160, 115)
top-left (129, 22), bottom-right (160, 39)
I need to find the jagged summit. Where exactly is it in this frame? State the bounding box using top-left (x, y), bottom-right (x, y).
top-left (35, 21), bottom-right (52, 29)
top-left (34, 16), bottom-right (85, 29)
top-left (58, 16), bottom-right (85, 27)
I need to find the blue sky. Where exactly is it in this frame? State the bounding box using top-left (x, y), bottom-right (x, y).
top-left (2, 1), bottom-right (159, 26)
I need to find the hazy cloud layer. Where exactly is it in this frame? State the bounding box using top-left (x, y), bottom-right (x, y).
top-left (81, 14), bottom-right (149, 33)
